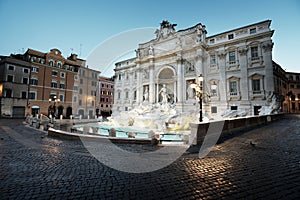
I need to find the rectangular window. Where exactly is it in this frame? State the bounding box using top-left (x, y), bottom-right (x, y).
top-left (118, 92), bottom-right (121, 99)
top-left (23, 68), bottom-right (29, 74)
top-left (22, 77), bottom-right (28, 84)
top-left (211, 106), bottom-right (217, 114)
top-left (60, 72), bottom-right (65, 78)
top-left (7, 75), bottom-right (13, 82)
top-left (209, 39), bottom-right (215, 44)
top-left (251, 46), bottom-right (259, 60)
top-left (51, 81), bottom-right (57, 88)
top-left (29, 92), bottom-right (36, 100)
top-left (74, 75), bottom-right (78, 80)
top-left (250, 28), bottom-right (256, 34)
top-left (59, 83), bottom-right (65, 89)
top-left (32, 67), bottom-right (39, 72)
top-left (30, 78), bottom-right (38, 86)
top-left (73, 85), bottom-right (78, 91)
top-left (52, 70), bottom-right (58, 76)
top-left (231, 106), bottom-right (238, 110)
top-left (8, 65), bottom-right (15, 70)
top-left (210, 55), bottom-right (216, 65)
top-left (228, 34), bottom-right (234, 40)
top-left (5, 89), bottom-right (12, 98)
top-left (229, 81), bottom-right (237, 95)
top-left (296, 75), bottom-right (300, 81)
top-left (80, 79), bottom-right (83, 84)
top-left (229, 51), bottom-right (236, 64)
top-left (79, 100), bottom-right (82, 106)
top-left (252, 79), bottom-right (261, 94)
top-left (125, 91), bottom-right (128, 99)
top-left (73, 96), bottom-right (77, 102)
top-left (59, 94), bottom-right (64, 102)
top-left (21, 91), bottom-right (27, 99)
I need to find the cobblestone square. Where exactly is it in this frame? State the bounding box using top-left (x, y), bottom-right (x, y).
top-left (0, 115), bottom-right (299, 199)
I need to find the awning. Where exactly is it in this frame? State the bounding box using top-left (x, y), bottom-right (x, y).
top-left (32, 106), bottom-right (40, 109)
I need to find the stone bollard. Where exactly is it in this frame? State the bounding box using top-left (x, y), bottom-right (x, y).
top-left (109, 128), bottom-right (116, 137)
top-left (128, 132), bottom-right (136, 138)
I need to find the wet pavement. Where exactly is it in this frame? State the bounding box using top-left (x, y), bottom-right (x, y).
top-left (0, 115), bottom-right (299, 199)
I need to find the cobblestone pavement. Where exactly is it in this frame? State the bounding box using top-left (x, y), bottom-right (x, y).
top-left (0, 115), bottom-right (299, 199)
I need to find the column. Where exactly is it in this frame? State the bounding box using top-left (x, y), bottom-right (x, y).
top-left (262, 41), bottom-right (274, 92)
top-left (149, 62), bottom-right (155, 104)
top-left (238, 47), bottom-right (249, 101)
top-left (177, 57), bottom-right (183, 103)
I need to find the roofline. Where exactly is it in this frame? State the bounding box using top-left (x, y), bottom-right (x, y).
top-left (206, 20), bottom-right (271, 39)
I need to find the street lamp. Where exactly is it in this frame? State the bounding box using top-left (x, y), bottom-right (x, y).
top-left (191, 74), bottom-right (204, 122)
top-left (49, 95), bottom-right (60, 118)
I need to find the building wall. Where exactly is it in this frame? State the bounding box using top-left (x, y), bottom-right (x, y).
top-left (113, 20), bottom-right (279, 117)
top-left (285, 72), bottom-right (300, 113)
top-left (74, 66), bottom-right (100, 118)
top-left (0, 57), bottom-right (30, 117)
top-left (98, 76), bottom-right (114, 116)
top-left (24, 49), bottom-right (80, 118)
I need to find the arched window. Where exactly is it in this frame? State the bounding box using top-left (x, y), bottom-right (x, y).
top-left (49, 60), bottom-right (54, 67)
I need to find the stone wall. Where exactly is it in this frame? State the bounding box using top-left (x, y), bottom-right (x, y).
top-left (189, 113), bottom-right (284, 145)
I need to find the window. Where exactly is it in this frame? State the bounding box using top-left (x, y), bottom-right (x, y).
top-left (49, 60), bottom-right (54, 67)
top-left (229, 51), bottom-right (236, 64)
top-left (32, 67), bottom-right (39, 72)
top-left (229, 81), bottom-right (237, 95)
top-left (73, 85), bottom-right (78, 91)
top-left (5, 89), bottom-right (12, 98)
top-left (7, 75), bottom-right (13, 82)
top-left (74, 75), bottom-right (78, 80)
top-left (29, 92), bottom-right (36, 100)
top-left (211, 106), bottom-right (217, 114)
top-left (134, 90), bottom-right (137, 100)
top-left (252, 79), bottom-right (261, 94)
top-left (59, 82), bottom-right (65, 89)
top-left (251, 46), bottom-right (259, 60)
top-left (57, 62), bottom-right (62, 68)
top-left (228, 34), bottom-right (234, 40)
top-left (210, 55), bottom-right (216, 65)
top-left (8, 65), bottom-right (15, 70)
top-left (118, 74), bottom-right (121, 80)
top-left (80, 79), bottom-right (83, 84)
top-left (106, 98), bottom-right (109, 102)
top-left (125, 91), bottom-right (129, 99)
top-left (79, 88), bottom-right (82, 94)
top-left (118, 92), bottom-right (121, 99)
top-left (60, 72), bottom-right (65, 78)
top-left (209, 39), bottom-right (215, 44)
top-left (59, 94), bottom-right (64, 102)
top-left (51, 81), bottom-right (57, 88)
top-left (79, 100), bottom-right (82, 106)
top-left (21, 91), bottom-right (27, 99)
top-left (231, 106), bottom-right (238, 110)
top-left (289, 75), bottom-right (293, 81)
top-left (23, 68), bottom-right (29, 74)
top-left (73, 96), bottom-right (77, 102)
top-left (250, 28), bottom-right (256, 34)
top-left (30, 78), bottom-right (38, 86)
top-left (296, 75), bottom-right (300, 81)
top-left (22, 77), bottom-right (28, 84)
top-left (52, 70), bottom-right (58, 76)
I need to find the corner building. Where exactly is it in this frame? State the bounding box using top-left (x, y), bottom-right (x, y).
top-left (113, 20), bottom-right (277, 117)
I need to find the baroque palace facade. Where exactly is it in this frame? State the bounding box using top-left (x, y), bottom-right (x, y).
top-left (113, 20), bottom-right (289, 117)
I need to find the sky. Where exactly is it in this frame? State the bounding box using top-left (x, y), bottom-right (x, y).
top-left (0, 0), bottom-right (299, 76)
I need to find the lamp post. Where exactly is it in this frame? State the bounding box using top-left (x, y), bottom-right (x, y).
top-left (49, 95), bottom-right (60, 119)
top-left (191, 74), bottom-right (204, 122)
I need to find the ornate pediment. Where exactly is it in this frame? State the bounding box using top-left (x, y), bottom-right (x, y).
top-left (155, 20), bottom-right (177, 40)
